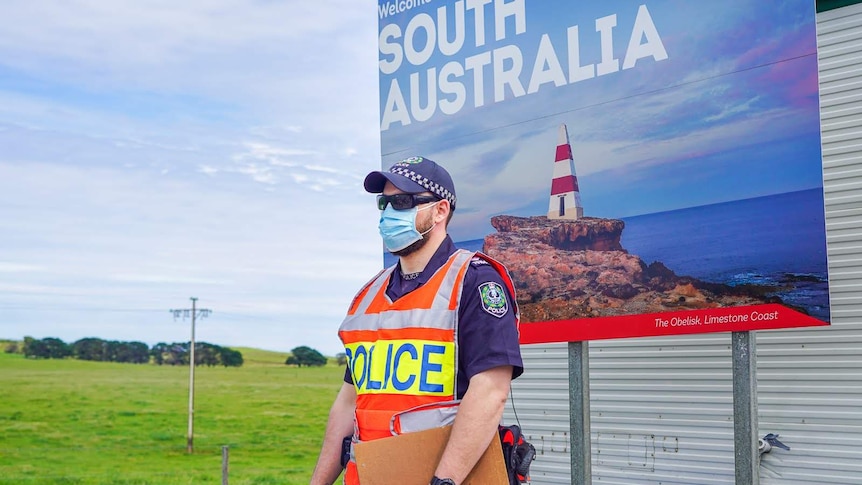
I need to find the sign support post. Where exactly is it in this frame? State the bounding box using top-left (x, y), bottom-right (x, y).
top-left (732, 331), bottom-right (759, 485)
top-left (568, 341), bottom-right (591, 485)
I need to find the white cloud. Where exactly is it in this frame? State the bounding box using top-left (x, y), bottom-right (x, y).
top-left (109, 274), bottom-right (232, 285)
top-left (304, 164), bottom-right (341, 174)
top-left (704, 95), bottom-right (762, 122)
top-left (0, 262), bottom-right (46, 273)
top-left (198, 165), bottom-right (219, 176)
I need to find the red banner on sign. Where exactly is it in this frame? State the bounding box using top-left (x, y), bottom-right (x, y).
top-left (518, 304), bottom-right (828, 344)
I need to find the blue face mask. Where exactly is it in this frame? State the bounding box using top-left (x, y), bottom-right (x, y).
top-left (378, 203), bottom-right (438, 252)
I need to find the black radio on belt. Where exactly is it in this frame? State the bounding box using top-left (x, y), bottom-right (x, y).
top-left (340, 436), bottom-right (352, 468)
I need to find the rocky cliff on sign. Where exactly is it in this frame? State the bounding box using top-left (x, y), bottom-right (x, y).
top-left (483, 215), bottom-right (784, 322)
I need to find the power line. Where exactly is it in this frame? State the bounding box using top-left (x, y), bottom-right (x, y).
top-left (0, 306), bottom-right (165, 313)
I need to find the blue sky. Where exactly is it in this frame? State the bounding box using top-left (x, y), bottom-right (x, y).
top-left (1, 1), bottom-right (385, 355)
top-left (377, 0), bottom-right (823, 241)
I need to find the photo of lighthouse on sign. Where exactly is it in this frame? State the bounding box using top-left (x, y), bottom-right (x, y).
top-left (377, 0), bottom-right (828, 341)
top-left (547, 125), bottom-right (583, 220)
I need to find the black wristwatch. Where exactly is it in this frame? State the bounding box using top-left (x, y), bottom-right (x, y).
top-left (430, 477), bottom-right (456, 485)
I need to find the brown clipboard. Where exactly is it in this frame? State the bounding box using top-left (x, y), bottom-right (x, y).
top-left (353, 425), bottom-right (509, 485)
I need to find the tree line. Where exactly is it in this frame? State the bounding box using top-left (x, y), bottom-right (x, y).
top-left (8, 336), bottom-right (244, 367)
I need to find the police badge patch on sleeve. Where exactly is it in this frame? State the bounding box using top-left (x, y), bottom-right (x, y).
top-left (478, 282), bottom-right (508, 318)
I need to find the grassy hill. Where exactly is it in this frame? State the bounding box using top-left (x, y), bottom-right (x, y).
top-left (0, 351), bottom-right (345, 484)
top-left (232, 346), bottom-right (291, 367)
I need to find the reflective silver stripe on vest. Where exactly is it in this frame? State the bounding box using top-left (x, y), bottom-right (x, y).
top-left (390, 399), bottom-right (461, 435)
top-left (342, 307), bottom-right (454, 331)
top-left (350, 266), bottom-right (395, 317)
top-left (339, 250), bottom-right (474, 333)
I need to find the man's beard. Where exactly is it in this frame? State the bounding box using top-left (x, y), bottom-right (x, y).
top-left (390, 211), bottom-right (435, 257)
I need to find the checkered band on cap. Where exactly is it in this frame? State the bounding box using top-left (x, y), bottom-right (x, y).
top-left (389, 165), bottom-right (457, 208)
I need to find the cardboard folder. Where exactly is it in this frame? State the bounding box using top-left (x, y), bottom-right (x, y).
top-left (353, 425), bottom-right (509, 485)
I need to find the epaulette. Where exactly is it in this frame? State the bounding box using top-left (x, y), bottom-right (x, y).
top-left (470, 256), bottom-right (490, 266)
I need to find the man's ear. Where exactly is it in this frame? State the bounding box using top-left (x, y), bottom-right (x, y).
top-left (436, 200), bottom-right (451, 223)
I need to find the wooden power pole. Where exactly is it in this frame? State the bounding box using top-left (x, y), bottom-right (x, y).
top-left (170, 297), bottom-right (211, 454)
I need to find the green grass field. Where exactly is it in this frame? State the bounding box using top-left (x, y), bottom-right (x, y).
top-left (0, 349), bottom-right (345, 484)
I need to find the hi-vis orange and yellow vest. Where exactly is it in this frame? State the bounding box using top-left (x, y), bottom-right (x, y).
top-left (338, 249), bottom-right (519, 485)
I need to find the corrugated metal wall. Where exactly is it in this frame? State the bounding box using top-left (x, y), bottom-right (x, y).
top-left (503, 4), bottom-right (862, 484)
top-left (765, 3), bottom-right (862, 484)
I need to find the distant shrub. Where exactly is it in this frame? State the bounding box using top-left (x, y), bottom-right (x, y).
top-left (285, 346), bottom-right (327, 367)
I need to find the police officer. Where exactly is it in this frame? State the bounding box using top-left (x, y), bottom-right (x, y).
top-left (310, 156), bottom-right (523, 485)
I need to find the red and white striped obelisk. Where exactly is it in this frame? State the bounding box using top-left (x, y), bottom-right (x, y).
top-left (547, 124), bottom-right (583, 220)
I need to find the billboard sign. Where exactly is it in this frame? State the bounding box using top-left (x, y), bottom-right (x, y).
top-left (377, 0), bottom-right (829, 343)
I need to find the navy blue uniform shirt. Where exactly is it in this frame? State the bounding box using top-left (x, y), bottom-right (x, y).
top-left (343, 236), bottom-right (523, 398)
